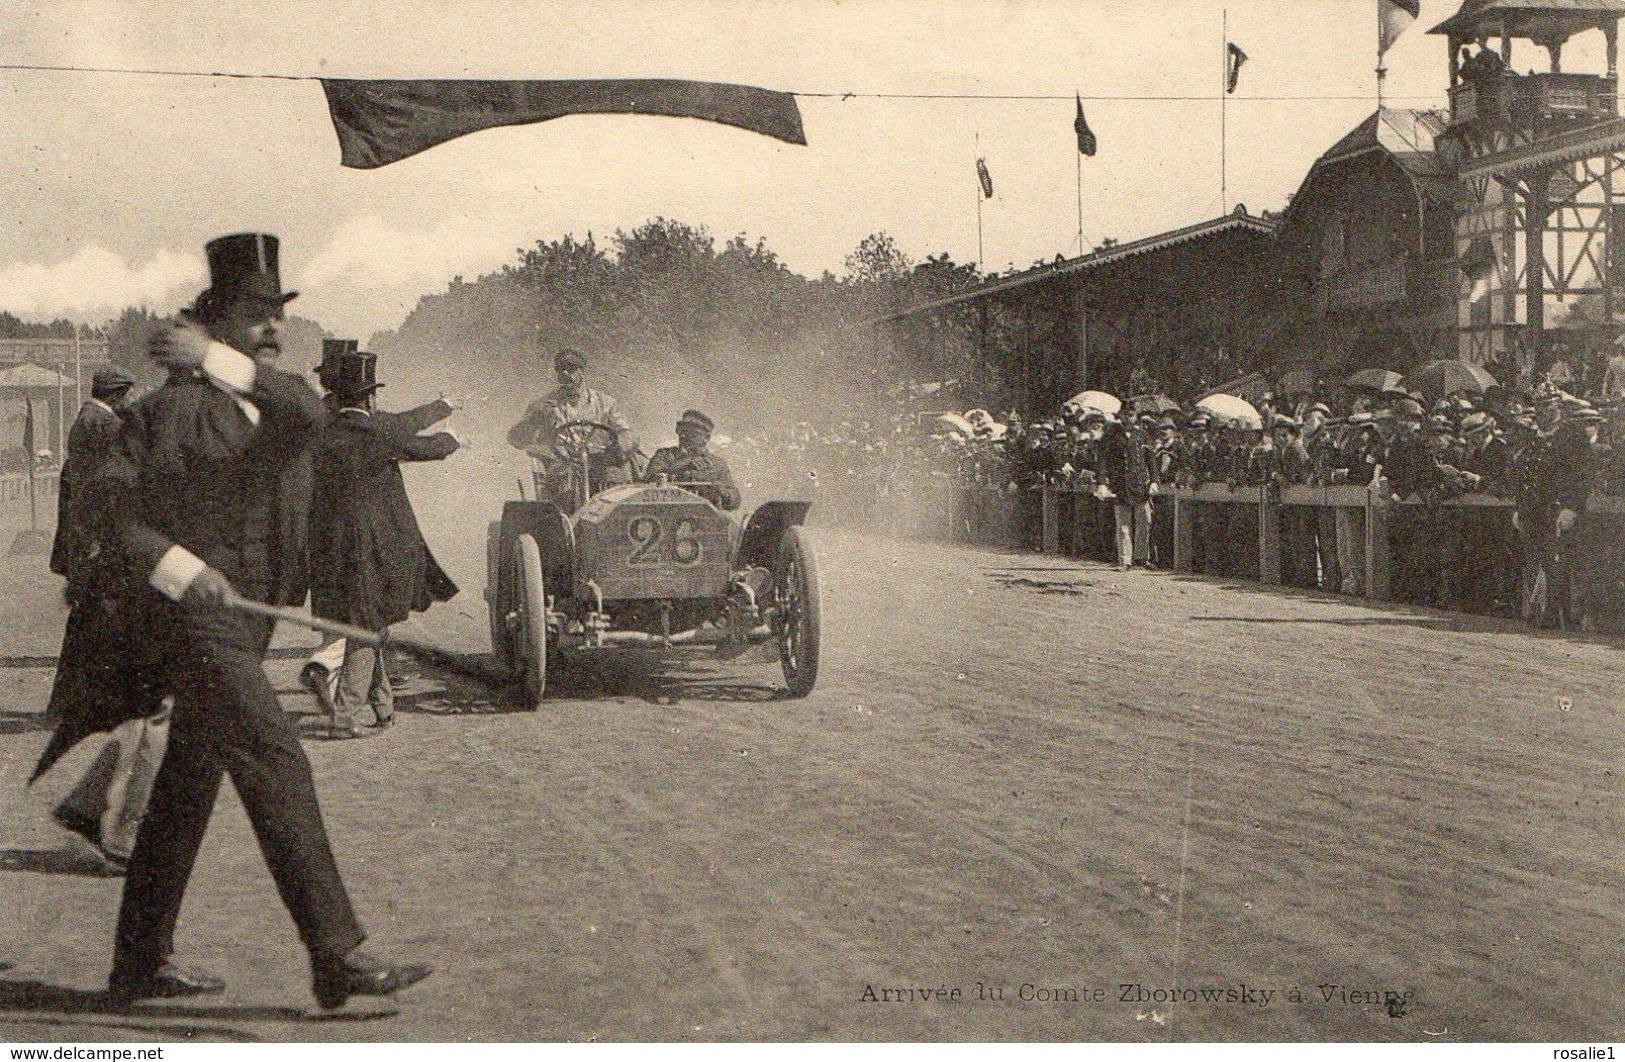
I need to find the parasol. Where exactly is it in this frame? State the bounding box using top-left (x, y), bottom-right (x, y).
top-left (1128, 394), bottom-right (1181, 416)
top-left (1195, 393), bottom-right (1263, 430)
top-left (1343, 368), bottom-right (1407, 395)
top-left (1400, 359), bottom-right (1498, 401)
top-left (1065, 390), bottom-right (1122, 415)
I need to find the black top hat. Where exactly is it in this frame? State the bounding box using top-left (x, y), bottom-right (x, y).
top-left (317, 338), bottom-right (358, 378)
top-left (331, 350), bottom-right (383, 399)
top-left (204, 233), bottom-right (298, 304)
top-left (677, 409), bottom-right (715, 434)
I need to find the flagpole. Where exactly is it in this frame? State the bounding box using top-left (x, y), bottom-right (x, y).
top-left (1221, 8), bottom-right (1228, 215)
top-left (976, 132), bottom-right (985, 268)
top-left (1076, 137), bottom-right (1084, 254)
top-left (1377, 0), bottom-right (1387, 108)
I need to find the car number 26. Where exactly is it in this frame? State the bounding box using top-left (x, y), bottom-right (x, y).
top-left (626, 516), bottom-right (703, 566)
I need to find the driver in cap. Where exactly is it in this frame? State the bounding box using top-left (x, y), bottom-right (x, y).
top-left (506, 348), bottom-right (641, 504)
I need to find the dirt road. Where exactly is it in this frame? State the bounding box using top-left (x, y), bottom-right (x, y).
top-left (0, 459), bottom-right (1620, 1042)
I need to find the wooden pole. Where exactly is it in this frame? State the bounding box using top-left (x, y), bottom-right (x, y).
top-left (1376, 0), bottom-right (1387, 109)
top-left (976, 132), bottom-right (985, 268)
top-left (1221, 9), bottom-right (1228, 215)
top-left (1076, 136), bottom-right (1084, 254)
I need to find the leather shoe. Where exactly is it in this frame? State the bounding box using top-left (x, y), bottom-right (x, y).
top-left (327, 723), bottom-right (381, 740)
top-left (313, 949), bottom-right (431, 1010)
top-left (107, 961), bottom-right (225, 1009)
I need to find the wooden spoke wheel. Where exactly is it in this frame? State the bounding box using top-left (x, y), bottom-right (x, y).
top-left (485, 521), bottom-right (512, 672)
top-left (512, 533), bottom-right (548, 709)
top-left (773, 525), bottom-right (822, 698)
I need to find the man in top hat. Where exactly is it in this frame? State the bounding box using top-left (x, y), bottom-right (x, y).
top-left (68, 233), bottom-right (428, 1009)
top-left (309, 348), bottom-right (464, 737)
top-left (643, 409), bottom-right (740, 510)
top-left (507, 348), bottom-right (639, 510)
top-left (39, 361), bottom-right (171, 873)
top-left (301, 339), bottom-right (462, 709)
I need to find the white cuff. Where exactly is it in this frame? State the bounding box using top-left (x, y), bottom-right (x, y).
top-left (202, 342), bottom-right (257, 394)
top-left (149, 545), bottom-right (206, 602)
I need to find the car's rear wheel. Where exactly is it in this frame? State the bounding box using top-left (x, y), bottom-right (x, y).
top-left (513, 533), bottom-right (548, 709)
top-left (774, 525), bottom-right (822, 698)
top-left (485, 520), bottom-right (512, 672)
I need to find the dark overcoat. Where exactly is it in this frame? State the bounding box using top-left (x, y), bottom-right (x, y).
top-left (50, 400), bottom-right (124, 578)
top-left (32, 365), bottom-right (324, 782)
top-left (309, 408), bottom-right (459, 630)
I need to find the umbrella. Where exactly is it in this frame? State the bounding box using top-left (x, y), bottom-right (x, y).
top-left (1401, 359), bottom-right (1498, 400)
top-left (1129, 394), bottom-right (1181, 415)
top-left (1065, 390), bottom-right (1121, 416)
top-left (1343, 368), bottom-right (1406, 395)
top-left (934, 412), bottom-right (975, 436)
top-left (1195, 393), bottom-right (1263, 430)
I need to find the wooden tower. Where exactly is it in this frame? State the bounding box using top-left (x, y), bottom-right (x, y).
top-left (1433, 0), bottom-right (1625, 385)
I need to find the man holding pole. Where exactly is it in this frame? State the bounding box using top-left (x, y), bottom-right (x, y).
top-left (77, 233), bottom-right (428, 1010)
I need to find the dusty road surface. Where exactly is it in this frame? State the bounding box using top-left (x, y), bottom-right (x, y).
top-left (0, 457), bottom-right (1620, 1043)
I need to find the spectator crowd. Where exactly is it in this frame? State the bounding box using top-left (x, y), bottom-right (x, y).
top-left (721, 378), bottom-right (1625, 635)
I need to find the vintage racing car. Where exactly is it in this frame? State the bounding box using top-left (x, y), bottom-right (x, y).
top-left (484, 419), bottom-right (822, 707)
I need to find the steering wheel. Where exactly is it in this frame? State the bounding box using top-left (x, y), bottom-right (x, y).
top-left (549, 419), bottom-right (621, 460)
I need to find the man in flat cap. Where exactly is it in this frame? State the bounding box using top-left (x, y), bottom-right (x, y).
top-left (643, 409), bottom-right (740, 510)
top-left (507, 348), bottom-right (639, 511)
top-left (40, 361), bottom-right (169, 873)
top-left (65, 233), bottom-right (427, 1010)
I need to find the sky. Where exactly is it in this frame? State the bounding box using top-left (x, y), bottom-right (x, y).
top-left (0, 0), bottom-right (1589, 340)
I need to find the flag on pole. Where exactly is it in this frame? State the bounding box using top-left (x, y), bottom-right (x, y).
top-left (1379, 0), bottom-right (1420, 56)
top-left (1074, 94), bottom-right (1097, 156)
top-left (976, 157), bottom-right (994, 199)
top-left (320, 78), bottom-right (806, 169)
top-left (21, 397), bottom-right (34, 457)
top-left (1225, 42), bottom-right (1249, 94)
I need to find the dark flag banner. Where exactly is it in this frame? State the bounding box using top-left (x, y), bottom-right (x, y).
top-left (976, 157), bottom-right (994, 199)
top-left (1226, 42), bottom-right (1248, 94)
top-left (1074, 94), bottom-right (1097, 156)
top-left (1379, 0), bottom-right (1420, 55)
top-left (321, 78), bottom-right (807, 169)
top-left (21, 397), bottom-right (33, 456)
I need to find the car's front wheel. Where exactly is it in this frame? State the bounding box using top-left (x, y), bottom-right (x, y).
top-left (774, 526), bottom-right (822, 698)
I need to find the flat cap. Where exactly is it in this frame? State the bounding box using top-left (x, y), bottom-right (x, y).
top-left (91, 364), bottom-right (135, 393)
top-left (677, 409), bottom-right (715, 434)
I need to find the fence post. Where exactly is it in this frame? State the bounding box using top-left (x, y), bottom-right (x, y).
top-left (1259, 489), bottom-right (1282, 585)
top-left (1366, 488), bottom-right (1391, 601)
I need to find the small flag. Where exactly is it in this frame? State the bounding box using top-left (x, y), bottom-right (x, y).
top-left (1379, 0), bottom-right (1420, 56)
top-left (21, 397), bottom-right (34, 456)
top-left (976, 157), bottom-right (994, 199)
top-left (1074, 94), bottom-right (1097, 157)
top-left (1226, 42), bottom-right (1249, 94)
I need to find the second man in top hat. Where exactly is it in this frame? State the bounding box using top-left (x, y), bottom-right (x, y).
top-left (309, 346), bottom-right (467, 736)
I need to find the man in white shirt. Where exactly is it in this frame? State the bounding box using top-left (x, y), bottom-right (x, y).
top-left (82, 233), bottom-right (429, 1012)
